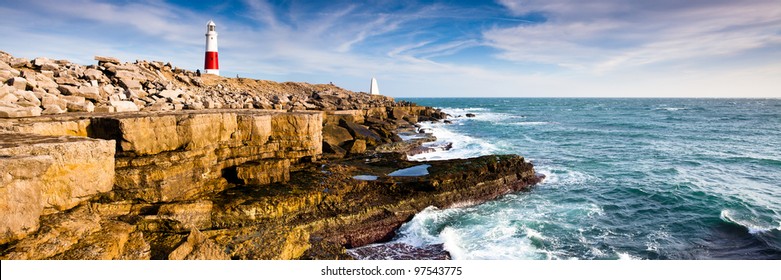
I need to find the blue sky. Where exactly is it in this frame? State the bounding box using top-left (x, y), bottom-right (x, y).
top-left (1, 0), bottom-right (779, 97)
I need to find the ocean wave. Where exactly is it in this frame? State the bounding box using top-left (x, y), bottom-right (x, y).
top-left (440, 227), bottom-right (467, 260)
top-left (439, 107), bottom-right (517, 124)
top-left (719, 209), bottom-right (781, 234)
top-left (616, 251), bottom-right (640, 260)
top-left (393, 204), bottom-right (567, 260)
top-left (407, 121), bottom-right (498, 161)
top-left (536, 167), bottom-right (597, 186)
top-left (654, 107), bottom-right (688, 111)
top-left (438, 107), bottom-right (489, 113)
top-left (395, 206), bottom-right (462, 247)
top-left (508, 121), bottom-right (554, 126)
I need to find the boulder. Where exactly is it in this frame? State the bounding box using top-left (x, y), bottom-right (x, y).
top-left (62, 95), bottom-right (86, 104)
top-left (115, 70), bottom-right (145, 81)
top-left (94, 105), bottom-right (116, 113)
top-left (340, 119), bottom-right (382, 146)
top-left (10, 58), bottom-right (29, 68)
top-left (40, 62), bottom-right (58, 71)
top-left (83, 68), bottom-right (104, 80)
top-left (7, 77), bottom-right (28, 91)
top-left (110, 100), bottom-right (139, 112)
top-left (32, 57), bottom-right (50, 67)
top-left (322, 141), bottom-right (347, 158)
top-left (0, 60), bottom-right (14, 71)
top-left (347, 139), bottom-right (367, 154)
top-left (322, 124), bottom-right (353, 147)
top-left (57, 85), bottom-right (79, 95)
top-left (158, 89), bottom-right (182, 99)
top-left (66, 100), bottom-right (95, 113)
top-left (391, 107), bottom-right (409, 120)
top-left (272, 95), bottom-right (290, 105)
top-left (15, 90), bottom-right (40, 107)
top-left (118, 77), bottom-right (142, 91)
top-left (465, 113), bottom-right (476, 118)
top-left (54, 76), bottom-right (80, 86)
top-left (94, 55), bottom-right (121, 64)
top-left (34, 73), bottom-right (58, 91)
top-left (0, 70), bottom-right (15, 82)
top-left (0, 106), bottom-right (42, 118)
top-left (0, 87), bottom-right (18, 103)
top-left (42, 105), bottom-right (67, 115)
top-left (74, 86), bottom-right (101, 100)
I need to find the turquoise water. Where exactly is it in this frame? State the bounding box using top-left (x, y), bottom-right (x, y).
top-left (392, 98), bottom-right (781, 260)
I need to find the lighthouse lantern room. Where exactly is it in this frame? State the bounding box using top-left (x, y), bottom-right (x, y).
top-left (204, 20), bottom-right (219, 75)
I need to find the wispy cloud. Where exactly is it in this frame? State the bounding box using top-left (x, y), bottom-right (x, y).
top-left (1, 0), bottom-right (779, 97)
top-left (488, 0), bottom-right (781, 73)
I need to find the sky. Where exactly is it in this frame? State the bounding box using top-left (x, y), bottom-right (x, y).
top-left (1, 0), bottom-right (780, 98)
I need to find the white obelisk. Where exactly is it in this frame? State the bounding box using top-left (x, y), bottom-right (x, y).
top-left (204, 20), bottom-right (219, 75)
top-left (369, 77), bottom-right (379, 95)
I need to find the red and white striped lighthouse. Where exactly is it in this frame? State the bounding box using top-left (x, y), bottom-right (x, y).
top-left (204, 20), bottom-right (219, 75)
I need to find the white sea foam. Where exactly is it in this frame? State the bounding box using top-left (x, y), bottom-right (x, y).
top-left (523, 227), bottom-right (545, 241)
top-left (439, 227), bottom-right (468, 260)
top-left (586, 203), bottom-right (604, 217)
top-left (439, 107), bottom-right (516, 124)
top-left (535, 167), bottom-right (597, 186)
top-left (395, 206), bottom-right (454, 246)
top-left (398, 133), bottom-right (430, 141)
top-left (508, 121), bottom-right (554, 126)
top-left (654, 107), bottom-right (687, 111)
top-left (616, 252), bottom-right (639, 260)
top-left (408, 121), bottom-right (498, 161)
top-left (395, 204), bottom-right (563, 260)
top-left (719, 209), bottom-right (779, 234)
top-left (439, 107), bottom-right (489, 114)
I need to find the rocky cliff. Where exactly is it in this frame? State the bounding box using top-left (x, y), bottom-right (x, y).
top-left (0, 51), bottom-right (540, 260)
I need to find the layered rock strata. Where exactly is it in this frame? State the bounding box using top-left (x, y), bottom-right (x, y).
top-left (0, 51), bottom-right (538, 260)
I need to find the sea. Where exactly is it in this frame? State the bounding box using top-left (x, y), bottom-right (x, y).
top-left (354, 98), bottom-right (781, 260)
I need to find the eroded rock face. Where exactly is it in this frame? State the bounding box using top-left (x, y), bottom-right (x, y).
top-left (0, 204), bottom-right (149, 260)
top-left (74, 110), bottom-right (323, 203)
top-left (0, 51), bottom-right (528, 260)
top-left (0, 133), bottom-right (114, 245)
top-left (0, 133), bottom-right (115, 213)
top-left (168, 229), bottom-right (230, 260)
top-left (0, 155), bottom-right (52, 244)
top-left (156, 201), bottom-right (214, 231)
top-left (201, 154), bottom-right (540, 259)
top-left (236, 159), bottom-right (291, 185)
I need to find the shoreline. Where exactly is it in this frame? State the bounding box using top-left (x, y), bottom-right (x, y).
top-left (0, 51), bottom-right (541, 260)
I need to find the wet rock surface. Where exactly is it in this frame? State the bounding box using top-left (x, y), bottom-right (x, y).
top-left (348, 243), bottom-right (451, 260)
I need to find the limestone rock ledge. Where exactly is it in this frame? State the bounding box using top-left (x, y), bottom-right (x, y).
top-left (0, 133), bottom-right (115, 244)
top-left (0, 102), bottom-right (538, 260)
